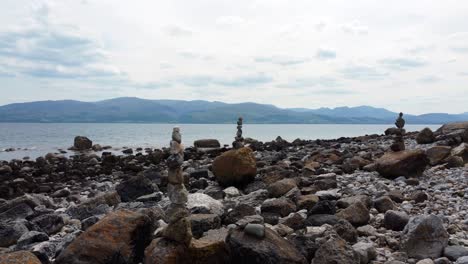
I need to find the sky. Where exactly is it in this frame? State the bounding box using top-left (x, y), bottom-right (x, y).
top-left (0, 0), bottom-right (467, 114)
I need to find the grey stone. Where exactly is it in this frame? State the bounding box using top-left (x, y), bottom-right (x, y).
top-left (244, 223), bottom-right (265, 239)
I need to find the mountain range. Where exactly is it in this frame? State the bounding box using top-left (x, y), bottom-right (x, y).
top-left (0, 97), bottom-right (467, 124)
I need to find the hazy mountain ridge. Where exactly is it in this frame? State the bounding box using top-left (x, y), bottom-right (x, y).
top-left (0, 97), bottom-right (466, 124)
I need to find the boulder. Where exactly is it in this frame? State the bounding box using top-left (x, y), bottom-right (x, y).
top-left (194, 139), bottom-right (221, 149)
top-left (435, 122), bottom-right (468, 145)
top-left (312, 235), bottom-right (360, 264)
top-left (55, 209), bottom-right (154, 264)
top-left (212, 147), bottom-right (257, 187)
top-left (444, 246), bottom-right (468, 261)
top-left (0, 221), bottom-right (29, 247)
top-left (336, 201), bottom-right (370, 227)
top-left (416, 128), bottom-right (435, 144)
top-left (296, 194), bottom-right (320, 211)
top-left (267, 178), bottom-right (297, 198)
top-left (73, 136), bottom-right (93, 150)
top-left (384, 210), bottom-right (410, 231)
top-left (451, 143), bottom-right (468, 162)
top-left (261, 198), bottom-right (297, 217)
top-left (187, 193), bottom-right (224, 216)
top-left (385, 127), bottom-right (406, 136)
top-left (189, 235), bottom-right (230, 264)
top-left (116, 175), bottom-right (159, 202)
top-left (426, 146), bottom-right (452, 165)
top-left (376, 149), bottom-right (429, 179)
top-left (144, 238), bottom-right (189, 264)
top-left (223, 204), bottom-right (256, 225)
top-left (226, 227), bottom-right (307, 264)
top-left (0, 250), bottom-right (42, 264)
top-left (352, 242), bottom-right (377, 264)
top-left (446, 156), bottom-right (465, 168)
top-left (373, 196), bottom-right (396, 213)
top-left (401, 215), bottom-right (449, 259)
top-left (30, 213), bottom-right (64, 235)
top-left (189, 214), bottom-right (221, 238)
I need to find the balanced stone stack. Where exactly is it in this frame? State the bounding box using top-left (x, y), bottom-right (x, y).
top-left (391, 112), bottom-right (406, 152)
top-left (233, 117), bottom-right (244, 149)
top-left (162, 127), bottom-right (192, 245)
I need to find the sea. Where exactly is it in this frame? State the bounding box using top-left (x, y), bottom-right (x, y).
top-left (0, 123), bottom-right (441, 160)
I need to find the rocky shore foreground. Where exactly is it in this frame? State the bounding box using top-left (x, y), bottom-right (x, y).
top-left (0, 121), bottom-right (467, 264)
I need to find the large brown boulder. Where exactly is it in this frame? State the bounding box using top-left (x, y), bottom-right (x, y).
top-left (375, 150), bottom-right (428, 179)
top-left (0, 251), bottom-right (42, 264)
top-left (416, 128), bottom-right (435, 144)
top-left (73, 136), bottom-right (93, 150)
top-left (144, 238), bottom-right (190, 264)
top-left (55, 209), bottom-right (154, 264)
top-left (226, 227), bottom-right (307, 264)
top-left (435, 122), bottom-right (468, 145)
top-left (212, 147), bottom-right (256, 187)
top-left (426, 146), bottom-right (452, 165)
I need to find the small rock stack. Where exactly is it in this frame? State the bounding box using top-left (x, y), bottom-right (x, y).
top-left (162, 127), bottom-right (192, 245)
top-left (391, 112), bottom-right (406, 151)
top-left (233, 117), bottom-right (244, 149)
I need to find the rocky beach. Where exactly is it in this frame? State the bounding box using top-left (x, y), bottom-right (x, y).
top-left (0, 121), bottom-right (467, 264)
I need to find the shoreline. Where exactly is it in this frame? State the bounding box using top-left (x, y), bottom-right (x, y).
top-left (0, 123), bottom-right (467, 263)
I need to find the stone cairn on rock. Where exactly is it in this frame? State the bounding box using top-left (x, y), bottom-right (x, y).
top-left (162, 127), bottom-right (192, 245)
top-left (233, 117), bottom-right (245, 149)
top-left (391, 112), bottom-right (406, 151)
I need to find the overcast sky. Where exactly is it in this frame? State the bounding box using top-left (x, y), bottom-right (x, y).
top-left (0, 0), bottom-right (467, 114)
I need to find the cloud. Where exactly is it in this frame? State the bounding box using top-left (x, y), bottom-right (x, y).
top-left (255, 56), bottom-right (310, 66)
top-left (215, 16), bottom-right (245, 26)
top-left (163, 25), bottom-right (193, 37)
top-left (340, 65), bottom-right (388, 80)
top-left (418, 75), bottom-right (441, 83)
top-left (0, 5), bottom-right (122, 80)
top-left (448, 32), bottom-right (468, 53)
top-left (380, 57), bottom-right (427, 70)
top-left (341, 21), bottom-right (368, 35)
top-left (279, 76), bottom-right (341, 88)
top-left (176, 73), bottom-right (273, 87)
top-left (316, 48), bottom-right (336, 60)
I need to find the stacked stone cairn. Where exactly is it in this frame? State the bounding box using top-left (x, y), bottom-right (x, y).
top-left (232, 117), bottom-right (244, 149)
top-left (391, 112), bottom-right (406, 151)
top-left (162, 127), bottom-right (192, 245)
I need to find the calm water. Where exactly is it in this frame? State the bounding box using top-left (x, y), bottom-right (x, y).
top-left (0, 123), bottom-right (441, 160)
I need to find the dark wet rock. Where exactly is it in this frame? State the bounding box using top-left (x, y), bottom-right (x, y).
top-left (417, 128), bottom-right (436, 144)
top-left (296, 194), bottom-right (319, 211)
top-left (226, 227), bottom-right (307, 264)
top-left (194, 139), bottom-right (221, 149)
top-left (311, 235), bottom-right (360, 264)
top-left (261, 198), bottom-right (296, 217)
top-left (81, 215), bottom-right (100, 231)
top-left (212, 147), bottom-right (257, 187)
top-left (116, 175), bottom-right (159, 202)
top-left (373, 196), bottom-right (396, 213)
top-left (15, 231), bottom-right (49, 249)
top-left (190, 214), bottom-right (221, 238)
top-left (334, 219), bottom-right (358, 243)
top-left (446, 156), bottom-right (464, 168)
top-left (308, 200), bottom-right (336, 215)
top-left (444, 246), bottom-right (468, 261)
top-left (30, 213), bottom-right (64, 235)
top-left (336, 201), bottom-right (370, 227)
top-left (305, 214), bottom-right (339, 226)
top-left (411, 191), bottom-right (428, 203)
top-left (0, 203), bottom-right (34, 223)
top-left (384, 210), bottom-right (410, 231)
top-left (55, 209), bottom-right (154, 264)
top-left (223, 204), bottom-right (256, 225)
top-left (0, 220), bottom-right (29, 247)
top-left (65, 192), bottom-right (120, 220)
top-left (401, 214), bottom-right (449, 259)
top-left (267, 178), bottom-right (297, 198)
top-left (73, 136), bottom-right (92, 150)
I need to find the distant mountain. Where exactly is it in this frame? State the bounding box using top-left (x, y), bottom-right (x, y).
top-left (0, 97), bottom-right (466, 124)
